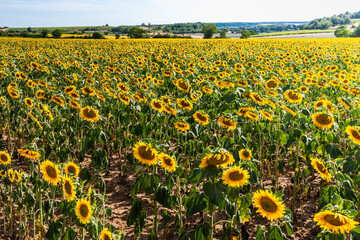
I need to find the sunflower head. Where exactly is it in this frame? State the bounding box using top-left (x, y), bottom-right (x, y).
top-left (193, 111), bottom-right (209, 125)
top-left (80, 106), bottom-right (100, 122)
top-left (133, 142), bottom-right (158, 166)
top-left (75, 198), bottom-right (93, 225)
top-left (159, 153), bottom-right (177, 172)
top-left (62, 175), bottom-right (76, 201)
top-left (312, 112), bottom-right (334, 130)
top-left (222, 166), bottom-right (250, 188)
top-left (218, 116), bottom-right (236, 131)
top-left (253, 189), bottom-right (286, 221)
top-left (174, 121), bottom-right (190, 131)
top-left (40, 160), bottom-right (60, 185)
top-left (100, 228), bottom-right (113, 240)
top-left (199, 151), bottom-right (234, 168)
top-left (0, 151), bottom-right (11, 165)
top-left (150, 99), bottom-right (163, 112)
top-left (239, 149), bottom-right (252, 161)
top-left (346, 126), bottom-right (360, 146)
top-left (314, 210), bottom-right (359, 234)
top-left (65, 161), bottom-right (80, 178)
top-left (311, 158), bottom-right (331, 182)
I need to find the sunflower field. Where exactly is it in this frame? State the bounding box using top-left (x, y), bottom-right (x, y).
top-left (1, 37), bottom-right (360, 239)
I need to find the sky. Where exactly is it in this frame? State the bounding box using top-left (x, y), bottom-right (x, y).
top-left (1, 0), bottom-right (360, 27)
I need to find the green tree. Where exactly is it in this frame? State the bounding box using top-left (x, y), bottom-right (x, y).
top-left (92, 32), bottom-right (105, 39)
top-left (334, 27), bottom-right (349, 37)
top-left (351, 25), bottom-right (360, 37)
top-left (128, 27), bottom-right (147, 38)
top-left (52, 29), bottom-right (62, 38)
top-left (27, 27), bottom-right (32, 32)
top-left (240, 30), bottom-right (251, 39)
top-left (115, 33), bottom-right (120, 39)
top-left (41, 29), bottom-right (49, 38)
top-left (220, 28), bottom-right (228, 38)
top-left (202, 23), bottom-right (218, 39)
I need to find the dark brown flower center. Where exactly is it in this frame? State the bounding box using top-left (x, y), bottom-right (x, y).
top-left (65, 181), bottom-right (72, 194)
top-left (195, 113), bottom-right (207, 122)
top-left (324, 214), bottom-right (345, 226)
top-left (228, 171), bottom-right (243, 181)
top-left (80, 204), bottom-right (89, 217)
top-left (46, 166), bottom-right (57, 179)
top-left (350, 129), bottom-right (360, 140)
top-left (83, 108), bottom-right (97, 119)
top-left (260, 197), bottom-right (278, 213)
top-left (163, 157), bottom-right (173, 166)
top-left (207, 154), bottom-right (229, 165)
top-left (0, 154), bottom-right (8, 162)
top-left (315, 114), bottom-right (332, 125)
top-left (316, 162), bottom-right (326, 174)
top-left (138, 146), bottom-right (156, 160)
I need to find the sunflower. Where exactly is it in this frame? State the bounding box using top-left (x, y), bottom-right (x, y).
top-left (250, 92), bottom-right (265, 105)
top-left (64, 85), bottom-right (76, 94)
top-left (118, 93), bottom-right (130, 105)
top-left (311, 158), bottom-right (331, 182)
top-left (0, 151), bottom-right (11, 165)
top-left (116, 82), bottom-right (129, 93)
top-left (239, 149), bottom-right (252, 161)
top-left (176, 79), bottom-right (190, 93)
top-left (253, 189), bottom-right (286, 221)
top-left (80, 106), bottom-right (100, 122)
top-left (174, 122), bottom-right (190, 131)
top-left (260, 110), bottom-right (273, 121)
top-left (314, 210), bottom-right (359, 234)
top-left (62, 175), bottom-right (76, 201)
top-left (283, 90), bottom-right (302, 104)
top-left (150, 99), bottom-right (163, 112)
top-left (133, 142), bottom-right (158, 166)
top-left (69, 100), bottom-right (80, 109)
top-left (65, 161), bottom-right (80, 178)
top-left (265, 79), bottom-right (279, 89)
top-left (82, 86), bottom-right (96, 96)
top-left (100, 228), bottom-right (112, 240)
top-left (299, 86), bottom-right (309, 93)
top-left (199, 151), bottom-right (234, 168)
top-left (163, 105), bottom-right (176, 115)
top-left (217, 116), bottom-right (236, 131)
top-left (17, 149), bottom-right (41, 160)
top-left (69, 91), bottom-right (80, 99)
top-left (40, 160), bottom-right (60, 185)
top-left (75, 198), bottom-right (93, 225)
top-left (177, 98), bottom-right (193, 111)
top-left (281, 105), bottom-right (296, 117)
top-left (236, 107), bottom-right (254, 116)
top-left (8, 169), bottom-right (15, 182)
top-left (193, 111), bottom-right (209, 125)
top-left (312, 112), bottom-right (334, 130)
top-left (159, 153), bottom-right (177, 172)
top-left (52, 95), bottom-right (65, 106)
top-left (346, 126), bottom-right (360, 145)
top-left (14, 170), bottom-right (21, 183)
top-left (24, 98), bottom-right (34, 108)
top-left (222, 166), bottom-right (250, 188)
top-left (8, 90), bottom-right (19, 99)
top-left (244, 111), bottom-right (259, 121)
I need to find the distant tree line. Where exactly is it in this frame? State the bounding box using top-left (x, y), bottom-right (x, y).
top-left (232, 24), bottom-right (300, 34)
top-left (300, 13), bottom-right (351, 30)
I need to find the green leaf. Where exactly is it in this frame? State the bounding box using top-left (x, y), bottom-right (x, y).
top-left (190, 223), bottom-right (210, 240)
top-left (155, 186), bottom-right (175, 209)
top-left (127, 198), bottom-right (142, 226)
top-left (203, 182), bottom-right (226, 206)
top-left (61, 227), bottom-right (77, 240)
top-left (188, 168), bottom-right (205, 184)
top-left (255, 225), bottom-right (266, 240)
top-left (106, 208), bottom-right (112, 217)
top-left (45, 220), bottom-right (62, 240)
top-left (268, 225), bottom-right (285, 240)
top-left (325, 144), bottom-right (343, 159)
top-left (184, 191), bottom-right (207, 217)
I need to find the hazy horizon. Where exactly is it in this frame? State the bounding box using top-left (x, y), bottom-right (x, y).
top-left (1, 0), bottom-right (360, 28)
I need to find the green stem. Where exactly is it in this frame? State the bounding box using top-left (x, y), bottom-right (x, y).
top-left (152, 165), bottom-right (158, 237)
top-left (275, 120), bottom-right (280, 192)
top-left (176, 176), bottom-right (183, 233)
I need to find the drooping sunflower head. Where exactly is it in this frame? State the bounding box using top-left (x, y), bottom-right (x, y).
top-left (75, 198), bottom-right (93, 225)
top-left (193, 111), bottom-right (209, 125)
top-left (312, 112), bottom-right (334, 130)
top-left (150, 99), bottom-right (163, 112)
top-left (250, 92), bottom-right (265, 105)
top-left (40, 160), bottom-right (60, 185)
top-left (163, 105), bottom-right (176, 115)
top-left (159, 153), bottom-right (177, 172)
top-left (8, 169), bottom-right (15, 182)
top-left (80, 106), bottom-right (100, 122)
top-left (217, 116), bottom-right (237, 131)
top-left (0, 151), bottom-right (11, 165)
top-left (17, 149), bottom-right (41, 160)
top-left (253, 189), bottom-right (286, 221)
top-left (177, 98), bottom-right (193, 111)
top-left (244, 111), bottom-right (259, 121)
top-left (260, 110), bottom-right (273, 121)
top-left (314, 210), bottom-right (359, 234)
top-left (239, 149), bottom-right (252, 161)
top-left (52, 95), bottom-right (65, 106)
top-left (311, 158), bottom-right (331, 182)
top-left (199, 151), bottom-right (234, 168)
top-left (69, 100), bottom-right (80, 109)
top-left (65, 161), bottom-right (80, 178)
top-left (100, 228), bottom-right (113, 240)
top-left (222, 166), bottom-right (250, 188)
top-left (176, 79), bottom-right (190, 93)
top-left (283, 90), bottom-right (303, 104)
top-left (174, 121), bottom-right (190, 131)
top-left (236, 107), bottom-right (254, 116)
top-left (133, 142), bottom-right (158, 166)
top-left (346, 126), bottom-right (360, 146)
top-left (118, 93), bottom-right (130, 105)
top-left (62, 175), bottom-right (76, 201)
